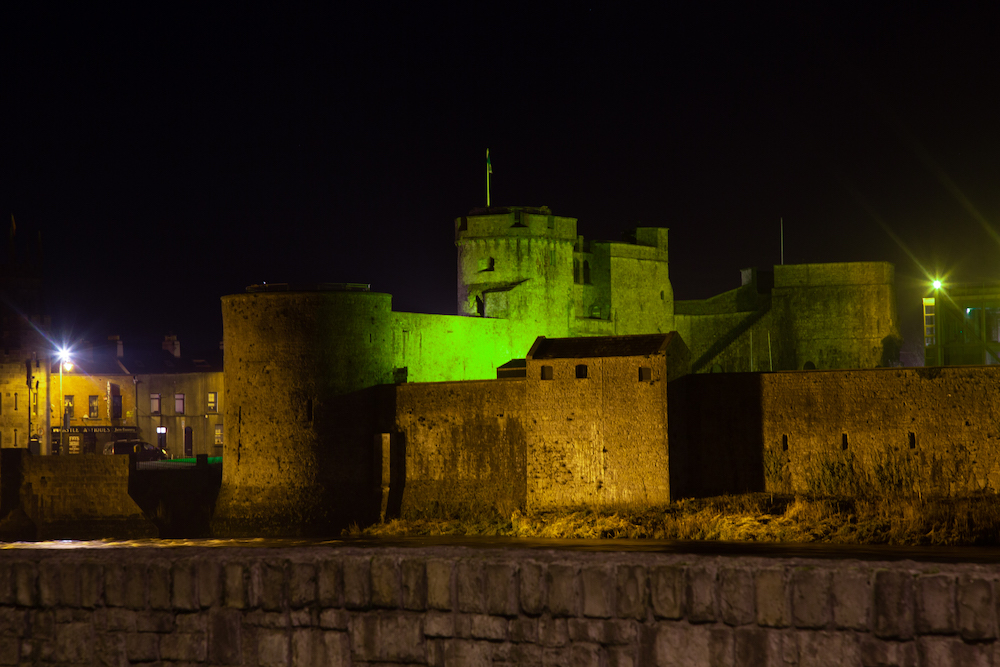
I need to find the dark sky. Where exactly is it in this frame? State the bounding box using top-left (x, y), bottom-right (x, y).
top-left (5, 4), bottom-right (1000, 359)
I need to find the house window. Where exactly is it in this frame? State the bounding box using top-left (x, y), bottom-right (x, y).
top-left (207, 392), bottom-right (218, 412)
top-left (215, 424), bottom-right (223, 445)
top-left (89, 395), bottom-right (99, 419)
top-left (639, 367), bottom-right (652, 382)
top-left (540, 365), bottom-right (554, 380)
top-left (174, 394), bottom-right (185, 415)
top-left (111, 395), bottom-right (122, 419)
top-left (150, 393), bottom-right (161, 415)
top-left (65, 395), bottom-right (74, 420)
top-left (576, 364), bottom-right (588, 379)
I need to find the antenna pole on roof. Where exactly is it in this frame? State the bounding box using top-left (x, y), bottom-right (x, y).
top-left (486, 149), bottom-right (492, 207)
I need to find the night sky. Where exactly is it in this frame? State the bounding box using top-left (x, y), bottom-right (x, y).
top-left (6, 4), bottom-right (1000, 361)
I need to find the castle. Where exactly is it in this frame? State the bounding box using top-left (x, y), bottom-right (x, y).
top-left (209, 206), bottom-right (909, 537)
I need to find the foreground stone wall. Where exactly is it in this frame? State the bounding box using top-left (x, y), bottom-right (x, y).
top-left (0, 544), bottom-right (998, 665)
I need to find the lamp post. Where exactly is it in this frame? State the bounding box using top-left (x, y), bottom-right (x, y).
top-left (57, 349), bottom-right (73, 449)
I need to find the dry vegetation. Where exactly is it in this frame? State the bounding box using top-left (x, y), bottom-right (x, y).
top-left (354, 493), bottom-right (1000, 546)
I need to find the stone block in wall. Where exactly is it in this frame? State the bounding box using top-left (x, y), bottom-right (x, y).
top-left (343, 557), bottom-right (371, 610)
top-left (796, 630), bottom-right (860, 667)
top-left (651, 565), bottom-right (685, 620)
top-left (425, 611), bottom-right (455, 638)
top-left (13, 562), bottom-right (36, 608)
top-left (148, 561), bottom-right (171, 610)
top-left (103, 565), bottom-right (125, 608)
top-left (519, 561), bottom-right (546, 616)
top-left (0, 567), bottom-right (12, 607)
top-left (319, 609), bottom-right (348, 630)
top-left (568, 617), bottom-right (607, 643)
top-left (874, 570), bottom-right (915, 640)
top-left (734, 627), bottom-right (782, 667)
top-left (123, 563), bottom-right (147, 610)
top-left (160, 631), bottom-right (207, 661)
top-left (509, 617), bottom-right (538, 643)
top-left (253, 560), bottom-right (286, 612)
top-left (915, 574), bottom-right (955, 634)
top-left (125, 632), bottom-right (159, 663)
top-left (439, 638), bottom-right (493, 667)
top-left (136, 611), bottom-right (174, 633)
top-left (792, 568), bottom-right (831, 629)
top-left (171, 562), bottom-right (197, 611)
top-left (0, 607), bottom-right (25, 637)
top-left (859, 636), bottom-right (917, 667)
top-left (918, 635), bottom-right (993, 667)
top-left (196, 559), bottom-right (221, 609)
top-left (686, 566), bottom-right (717, 623)
top-left (289, 562), bottom-right (317, 609)
top-left (755, 568), bottom-right (788, 628)
top-left (0, 636), bottom-right (15, 665)
top-left (291, 628), bottom-right (350, 667)
top-left (569, 641), bottom-right (603, 667)
top-left (485, 562), bottom-right (517, 616)
top-left (52, 621), bottom-right (93, 663)
top-left (616, 565), bottom-right (647, 620)
top-left (224, 563), bottom-right (246, 609)
top-left (257, 628), bottom-right (289, 667)
top-left (547, 564), bottom-right (579, 617)
top-left (353, 611), bottom-right (424, 663)
top-left (426, 558), bottom-right (454, 611)
top-left (642, 622), bottom-right (712, 667)
top-left (470, 613), bottom-right (507, 641)
top-left (401, 558), bottom-right (427, 611)
top-left (37, 567), bottom-right (58, 608)
top-left (538, 616), bottom-right (568, 647)
top-left (317, 559), bottom-right (342, 608)
top-left (457, 560), bottom-right (487, 613)
top-left (832, 568), bottom-right (870, 631)
top-left (581, 566), bottom-right (612, 618)
top-left (957, 576), bottom-right (996, 641)
top-left (719, 568), bottom-right (754, 626)
top-left (371, 556), bottom-right (400, 608)
top-left (606, 644), bottom-right (638, 667)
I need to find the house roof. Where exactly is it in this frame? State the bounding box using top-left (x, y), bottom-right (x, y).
top-left (52, 342), bottom-right (223, 376)
top-left (528, 333), bottom-right (675, 360)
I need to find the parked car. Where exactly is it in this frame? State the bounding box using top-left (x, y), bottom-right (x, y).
top-left (102, 440), bottom-right (168, 461)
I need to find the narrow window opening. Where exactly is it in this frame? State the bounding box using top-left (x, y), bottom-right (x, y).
top-left (458, 216), bottom-right (468, 231)
top-left (583, 260), bottom-right (591, 284)
top-left (575, 364), bottom-right (588, 379)
top-left (89, 395), bottom-right (98, 419)
top-left (13, 394), bottom-right (17, 412)
top-left (475, 295), bottom-right (485, 317)
top-left (639, 367), bottom-right (652, 382)
top-left (803, 361), bottom-right (816, 370)
top-left (573, 259), bottom-right (580, 283)
top-left (908, 432), bottom-right (916, 449)
top-left (540, 365), bottom-right (554, 380)
top-left (782, 435), bottom-right (788, 452)
top-left (841, 433), bottom-right (848, 451)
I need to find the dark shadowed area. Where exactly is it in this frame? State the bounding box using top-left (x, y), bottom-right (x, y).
top-left (5, 4), bottom-right (1000, 357)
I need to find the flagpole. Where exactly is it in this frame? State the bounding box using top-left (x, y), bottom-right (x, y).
top-left (486, 149), bottom-right (491, 207)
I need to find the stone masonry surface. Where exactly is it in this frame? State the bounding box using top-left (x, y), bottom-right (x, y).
top-left (1, 544), bottom-right (1000, 665)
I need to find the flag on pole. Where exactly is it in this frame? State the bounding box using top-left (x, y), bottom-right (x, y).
top-left (487, 149), bottom-right (492, 174)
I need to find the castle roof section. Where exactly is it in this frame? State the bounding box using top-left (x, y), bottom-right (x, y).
top-left (455, 206), bottom-right (577, 244)
top-left (527, 332), bottom-right (677, 359)
top-left (593, 227), bottom-right (669, 261)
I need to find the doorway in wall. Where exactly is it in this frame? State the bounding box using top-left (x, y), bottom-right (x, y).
top-left (184, 426), bottom-right (193, 457)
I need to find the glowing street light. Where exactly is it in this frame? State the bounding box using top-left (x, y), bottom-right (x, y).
top-left (933, 279), bottom-right (943, 290)
top-left (57, 347), bottom-right (73, 433)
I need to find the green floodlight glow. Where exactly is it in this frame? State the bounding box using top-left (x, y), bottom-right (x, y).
top-left (932, 279), bottom-right (942, 289)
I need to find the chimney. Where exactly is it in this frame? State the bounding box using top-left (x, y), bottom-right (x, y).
top-left (108, 335), bottom-right (123, 358)
top-left (162, 334), bottom-right (181, 359)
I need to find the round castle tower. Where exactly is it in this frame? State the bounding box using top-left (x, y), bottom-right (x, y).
top-left (455, 206), bottom-right (578, 338)
top-left (211, 284), bottom-right (395, 537)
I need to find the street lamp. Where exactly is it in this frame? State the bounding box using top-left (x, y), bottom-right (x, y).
top-left (57, 348), bottom-right (73, 432)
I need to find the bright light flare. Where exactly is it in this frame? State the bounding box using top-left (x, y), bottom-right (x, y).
top-left (933, 279), bottom-right (942, 289)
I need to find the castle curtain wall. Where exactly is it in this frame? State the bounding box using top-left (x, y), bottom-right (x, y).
top-left (395, 379), bottom-right (527, 519)
top-left (761, 366), bottom-right (1000, 497)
